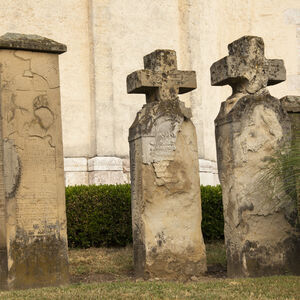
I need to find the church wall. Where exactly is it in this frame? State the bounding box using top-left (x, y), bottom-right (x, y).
top-left (0, 0), bottom-right (93, 158)
top-left (0, 0), bottom-right (299, 186)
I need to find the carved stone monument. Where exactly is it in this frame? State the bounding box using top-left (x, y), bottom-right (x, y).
top-left (127, 49), bottom-right (206, 280)
top-left (0, 33), bottom-right (69, 289)
top-left (211, 36), bottom-right (300, 277)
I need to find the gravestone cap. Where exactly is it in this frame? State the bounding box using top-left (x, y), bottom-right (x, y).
top-left (127, 49), bottom-right (196, 103)
top-left (210, 36), bottom-right (286, 94)
top-left (0, 32), bottom-right (67, 54)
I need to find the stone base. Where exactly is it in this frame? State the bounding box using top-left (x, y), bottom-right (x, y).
top-left (64, 157), bottom-right (218, 186)
top-left (88, 171), bottom-right (127, 185)
top-left (64, 158), bottom-right (89, 186)
top-left (8, 234), bottom-right (69, 290)
top-left (227, 236), bottom-right (300, 277)
top-left (199, 159), bottom-right (219, 186)
top-left (65, 172), bottom-right (89, 186)
top-left (88, 157), bottom-right (129, 184)
top-left (0, 248), bottom-right (8, 290)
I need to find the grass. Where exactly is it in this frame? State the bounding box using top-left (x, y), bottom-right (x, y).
top-left (206, 240), bottom-right (226, 266)
top-left (0, 241), bottom-right (299, 299)
top-left (69, 246), bottom-right (134, 282)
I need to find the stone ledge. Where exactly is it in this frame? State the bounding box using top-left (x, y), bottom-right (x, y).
top-left (0, 33), bottom-right (67, 54)
top-left (198, 159), bottom-right (218, 174)
top-left (64, 157), bottom-right (87, 172)
top-left (63, 156), bottom-right (220, 186)
top-left (88, 156), bottom-right (123, 171)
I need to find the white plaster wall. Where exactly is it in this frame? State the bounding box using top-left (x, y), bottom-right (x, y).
top-left (183, 0), bottom-right (300, 161)
top-left (90, 0), bottom-right (300, 162)
top-left (0, 0), bottom-right (299, 186)
top-left (214, 0), bottom-right (300, 99)
top-left (91, 0), bottom-right (183, 158)
top-left (0, 0), bottom-right (92, 157)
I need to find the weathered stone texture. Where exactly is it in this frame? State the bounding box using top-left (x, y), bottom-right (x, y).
top-left (211, 36), bottom-right (285, 93)
top-left (280, 95), bottom-right (300, 225)
top-left (0, 34), bottom-right (68, 289)
top-left (127, 50), bottom-right (206, 280)
top-left (212, 36), bottom-right (300, 277)
top-left (0, 33), bottom-right (66, 54)
top-left (127, 49), bottom-right (196, 103)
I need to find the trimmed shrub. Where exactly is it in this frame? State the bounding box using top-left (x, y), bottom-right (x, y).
top-left (66, 184), bottom-right (132, 248)
top-left (201, 185), bottom-right (224, 241)
top-left (66, 184), bottom-right (224, 248)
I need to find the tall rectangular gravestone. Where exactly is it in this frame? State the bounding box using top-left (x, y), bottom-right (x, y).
top-left (127, 50), bottom-right (206, 280)
top-left (211, 36), bottom-right (300, 277)
top-left (0, 33), bottom-right (68, 290)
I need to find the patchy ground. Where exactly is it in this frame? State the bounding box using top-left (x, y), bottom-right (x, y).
top-left (68, 241), bottom-right (226, 284)
top-left (69, 246), bottom-right (134, 283)
top-left (1, 242), bottom-right (299, 299)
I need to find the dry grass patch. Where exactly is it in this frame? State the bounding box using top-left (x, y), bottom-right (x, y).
top-left (69, 241), bottom-right (227, 282)
top-left (206, 240), bottom-right (226, 266)
top-left (69, 246), bottom-right (133, 282)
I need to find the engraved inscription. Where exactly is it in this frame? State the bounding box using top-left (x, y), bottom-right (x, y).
top-left (142, 116), bottom-right (182, 164)
top-left (15, 138), bottom-right (58, 236)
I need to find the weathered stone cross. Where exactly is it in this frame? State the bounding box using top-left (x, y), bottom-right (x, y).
top-left (210, 36), bottom-right (286, 94)
top-left (127, 49), bottom-right (196, 103)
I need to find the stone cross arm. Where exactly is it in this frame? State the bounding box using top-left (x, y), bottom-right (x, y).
top-left (210, 56), bottom-right (285, 87)
top-left (210, 36), bottom-right (286, 94)
top-left (127, 69), bottom-right (196, 94)
top-left (127, 49), bottom-right (197, 103)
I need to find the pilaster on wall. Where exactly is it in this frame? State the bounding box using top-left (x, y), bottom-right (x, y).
top-left (89, 0), bottom-right (115, 157)
top-left (284, 8), bottom-right (300, 95)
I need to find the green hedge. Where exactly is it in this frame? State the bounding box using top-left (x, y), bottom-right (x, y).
top-left (66, 184), bottom-right (223, 248)
top-left (201, 185), bottom-right (224, 241)
top-left (66, 184), bottom-right (132, 248)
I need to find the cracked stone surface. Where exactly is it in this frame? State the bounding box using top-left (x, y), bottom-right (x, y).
top-left (280, 95), bottom-right (300, 225)
top-left (0, 35), bottom-right (68, 290)
top-left (127, 49), bottom-right (206, 280)
top-left (127, 49), bottom-right (196, 104)
top-left (210, 36), bottom-right (286, 95)
top-left (211, 36), bottom-right (300, 277)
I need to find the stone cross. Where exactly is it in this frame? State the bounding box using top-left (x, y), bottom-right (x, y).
top-left (127, 49), bottom-right (206, 280)
top-left (211, 35), bottom-right (300, 277)
top-left (127, 49), bottom-right (196, 103)
top-left (210, 36), bottom-right (286, 94)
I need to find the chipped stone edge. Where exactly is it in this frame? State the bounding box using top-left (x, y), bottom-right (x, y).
top-left (0, 33), bottom-right (67, 54)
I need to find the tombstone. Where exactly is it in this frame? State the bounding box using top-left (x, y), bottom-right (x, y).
top-left (0, 33), bottom-right (69, 289)
top-left (211, 36), bottom-right (300, 277)
top-left (280, 96), bottom-right (300, 223)
top-left (127, 49), bottom-right (206, 280)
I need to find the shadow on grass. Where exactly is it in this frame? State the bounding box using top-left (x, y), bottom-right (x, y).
top-left (205, 240), bottom-right (226, 278)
